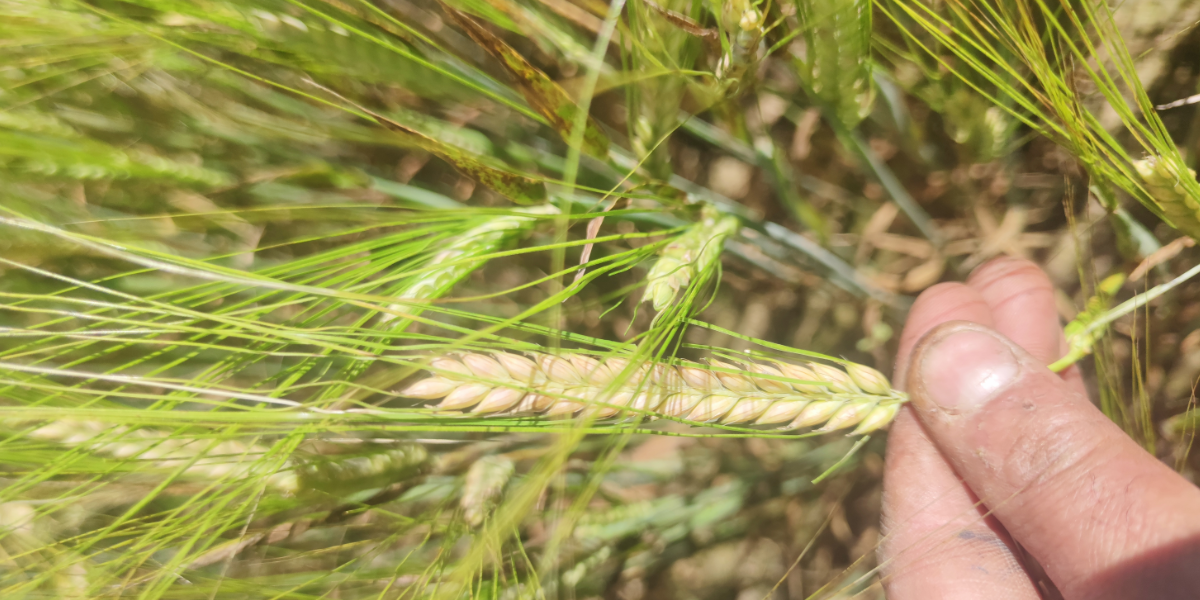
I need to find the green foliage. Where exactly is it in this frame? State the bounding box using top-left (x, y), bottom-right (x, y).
top-left (1, 0), bottom-right (1197, 596)
top-left (879, 0), bottom-right (1200, 237)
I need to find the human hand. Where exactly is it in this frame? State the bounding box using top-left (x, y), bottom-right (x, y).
top-left (879, 257), bottom-right (1200, 599)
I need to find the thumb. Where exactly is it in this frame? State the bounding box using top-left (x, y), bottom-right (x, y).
top-left (906, 321), bottom-right (1200, 600)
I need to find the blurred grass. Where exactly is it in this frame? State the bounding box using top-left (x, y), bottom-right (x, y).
top-left (2, 0), bottom-right (1200, 597)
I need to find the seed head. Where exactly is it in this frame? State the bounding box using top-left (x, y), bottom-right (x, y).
top-left (687, 393), bottom-right (739, 422)
top-left (775, 362), bottom-right (825, 393)
top-left (495, 353), bottom-right (537, 382)
top-left (385, 205), bottom-right (560, 323)
top-left (679, 366), bottom-right (718, 390)
top-left (399, 352), bottom-right (906, 435)
top-left (723, 397), bottom-right (774, 423)
top-left (474, 387), bottom-right (525, 413)
top-left (710, 360), bottom-right (758, 393)
top-left (462, 354), bottom-right (506, 380)
top-left (540, 355), bottom-right (582, 384)
top-left (1133, 155), bottom-right (1200, 239)
top-left (570, 355), bottom-right (600, 377)
top-left (431, 357), bottom-right (472, 379)
top-left (748, 363), bottom-right (792, 394)
top-left (755, 399), bottom-right (809, 424)
top-left (739, 8), bottom-right (763, 31)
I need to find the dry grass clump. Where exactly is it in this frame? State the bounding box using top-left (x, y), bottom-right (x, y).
top-left (401, 352), bottom-right (904, 435)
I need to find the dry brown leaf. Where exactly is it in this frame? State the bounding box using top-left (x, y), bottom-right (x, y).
top-left (573, 196), bottom-right (630, 284)
top-left (304, 78), bottom-right (546, 204)
top-left (964, 205), bottom-right (1027, 269)
top-left (642, 0), bottom-right (720, 45)
top-left (790, 108), bottom-right (822, 161)
top-left (441, 3), bottom-right (610, 159)
top-left (943, 238), bottom-right (980, 257)
top-left (532, 0), bottom-right (604, 33)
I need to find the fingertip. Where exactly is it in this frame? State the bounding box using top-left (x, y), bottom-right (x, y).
top-left (967, 257), bottom-right (1065, 365)
top-left (895, 283), bottom-right (994, 389)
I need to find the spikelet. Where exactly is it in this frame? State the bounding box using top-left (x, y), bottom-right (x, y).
top-left (381, 205), bottom-right (559, 324)
top-left (399, 353), bottom-right (905, 435)
top-left (460, 455), bottom-right (515, 526)
top-left (1133, 155), bottom-right (1200, 239)
top-left (643, 206), bottom-right (739, 311)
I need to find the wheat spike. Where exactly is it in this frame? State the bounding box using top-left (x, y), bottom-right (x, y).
top-left (1133, 155), bottom-right (1200, 239)
top-left (400, 352), bottom-right (905, 435)
top-left (643, 206), bottom-right (739, 311)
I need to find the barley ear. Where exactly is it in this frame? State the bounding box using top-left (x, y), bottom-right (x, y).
top-left (399, 352), bottom-right (908, 435)
top-left (299, 444), bottom-right (427, 494)
top-left (30, 421), bottom-right (300, 494)
top-left (796, 0), bottom-right (873, 128)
